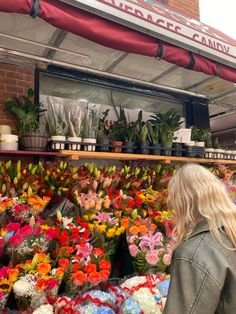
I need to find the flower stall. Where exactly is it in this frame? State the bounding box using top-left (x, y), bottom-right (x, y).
top-left (0, 160), bottom-right (235, 313)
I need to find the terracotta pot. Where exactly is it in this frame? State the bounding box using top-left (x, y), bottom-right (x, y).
top-left (110, 141), bottom-right (123, 153)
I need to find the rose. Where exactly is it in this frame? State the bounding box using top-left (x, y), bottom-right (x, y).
top-left (99, 260), bottom-right (111, 270)
top-left (145, 251), bottom-right (159, 266)
top-left (129, 244), bottom-right (139, 257)
top-left (162, 254), bottom-right (171, 265)
top-left (88, 271), bottom-right (102, 286)
top-left (6, 222), bottom-right (20, 232)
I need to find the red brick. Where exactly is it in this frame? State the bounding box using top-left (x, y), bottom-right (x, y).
top-left (17, 80), bottom-right (33, 88)
top-left (0, 70), bottom-right (5, 77)
top-left (6, 85), bottom-right (24, 93)
top-left (24, 74), bottom-right (34, 82)
top-left (22, 67), bottom-right (34, 75)
top-left (0, 77), bottom-right (18, 85)
top-left (0, 64), bottom-right (19, 72)
top-left (6, 72), bottom-right (25, 80)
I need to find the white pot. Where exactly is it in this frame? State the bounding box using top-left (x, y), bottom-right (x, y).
top-left (205, 148), bottom-right (214, 158)
top-left (0, 125), bottom-right (11, 135)
top-left (67, 137), bottom-right (82, 151)
top-left (214, 148), bottom-right (222, 159)
top-left (83, 138), bottom-right (96, 152)
top-left (51, 135), bottom-right (66, 150)
top-left (195, 141), bottom-right (205, 147)
top-left (0, 134), bottom-right (18, 150)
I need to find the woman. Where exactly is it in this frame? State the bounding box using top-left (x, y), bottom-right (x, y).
top-left (163, 163), bottom-right (236, 314)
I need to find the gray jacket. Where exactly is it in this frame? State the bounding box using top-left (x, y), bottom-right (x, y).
top-left (163, 220), bottom-right (236, 314)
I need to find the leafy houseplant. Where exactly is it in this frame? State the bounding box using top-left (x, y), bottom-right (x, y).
top-left (150, 109), bottom-right (181, 156)
top-left (123, 121), bottom-right (138, 154)
top-left (5, 88), bottom-right (48, 151)
top-left (81, 105), bottom-right (100, 152)
top-left (147, 120), bottom-right (160, 155)
top-left (98, 109), bottom-right (110, 152)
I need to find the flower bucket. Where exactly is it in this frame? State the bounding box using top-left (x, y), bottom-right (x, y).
top-left (21, 133), bottom-right (48, 152)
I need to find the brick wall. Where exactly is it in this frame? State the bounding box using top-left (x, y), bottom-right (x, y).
top-left (0, 64), bottom-right (35, 134)
top-left (167, 0), bottom-right (200, 19)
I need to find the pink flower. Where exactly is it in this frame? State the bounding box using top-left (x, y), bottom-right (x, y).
top-left (162, 254), bottom-right (172, 266)
top-left (0, 291), bottom-right (3, 298)
top-left (75, 243), bottom-right (93, 259)
top-left (20, 225), bottom-right (32, 237)
top-left (46, 278), bottom-right (58, 290)
top-left (9, 234), bottom-right (22, 246)
top-left (128, 235), bottom-right (138, 244)
top-left (129, 244), bottom-right (140, 257)
top-left (6, 222), bottom-right (20, 232)
top-left (0, 267), bottom-right (9, 279)
top-left (145, 250), bottom-right (160, 266)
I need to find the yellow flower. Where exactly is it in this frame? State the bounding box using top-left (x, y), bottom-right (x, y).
top-left (106, 228), bottom-right (116, 238)
top-left (138, 194), bottom-right (146, 200)
top-left (0, 279), bottom-right (12, 292)
top-left (145, 195), bottom-right (156, 203)
top-left (98, 224), bottom-right (107, 233)
top-left (88, 223), bottom-right (94, 231)
top-left (83, 215), bottom-right (89, 221)
top-left (0, 228), bottom-right (7, 237)
top-left (40, 225), bottom-right (50, 230)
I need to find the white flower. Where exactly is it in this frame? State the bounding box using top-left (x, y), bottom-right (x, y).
top-left (32, 304), bottom-right (54, 314)
top-left (13, 279), bottom-right (34, 297)
top-left (62, 216), bottom-right (73, 228)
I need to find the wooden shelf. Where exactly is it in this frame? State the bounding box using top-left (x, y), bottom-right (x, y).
top-left (59, 150), bottom-right (236, 165)
top-left (0, 150), bottom-right (60, 158)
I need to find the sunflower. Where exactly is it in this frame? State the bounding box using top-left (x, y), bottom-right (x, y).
top-left (0, 279), bottom-right (12, 292)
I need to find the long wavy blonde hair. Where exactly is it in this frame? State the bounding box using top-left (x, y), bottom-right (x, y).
top-left (168, 163), bottom-right (236, 249)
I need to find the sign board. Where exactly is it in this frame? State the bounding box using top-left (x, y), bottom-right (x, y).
top-left (60, 0), bottom-right (236, 68)
top-left (174, 128), bottom-right (192, 143)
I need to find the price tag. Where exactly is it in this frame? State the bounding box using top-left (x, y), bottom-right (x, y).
top-left (173, 128), bottom-right (192, 143)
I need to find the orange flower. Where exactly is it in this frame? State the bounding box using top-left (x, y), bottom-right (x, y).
top-left (129, 225), bottom-right (140, 235)
top-left (99, 260), bottom-right (110, 270)
top-left (139, 224), bottom-right (148, 235)
top-left (93, 247), bottom-right (105, 257)
top-left (37, 262), bottom-right (51, 275)
top-left (121, 217), bottom-right (130, 229)
top-left (71, 271), bottom-right (87, 286)
top-left (58, 258), bottom-right (70, 270)
top-left (100, 270), bottom-right (110, 282)
top-left (38, 253), bottom-right (47, 262)
top-left (55, 267), bottom-right (65, 280)
top-left (150, 223), bottom-right (157, 232)
top-left (8, 269), bottom-right (19, 282)
top-left (84, 263), bottom-right (97, 274)
top-left (88, 271), bottom-right (102, 286)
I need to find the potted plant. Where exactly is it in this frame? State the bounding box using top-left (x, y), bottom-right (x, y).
top-left (66, 104), bottom-right (84, 151)
top-left (123, 120), bottom-right (138, 154)
top-left (4, 88), bottom-right (48, 151)
top-left (147, 120), bottom-right (160, 155)
top-left (98, 109), bottom-right (110, 152)
top-left (150, 109), bottom-right (181, 156)
top-left (81, 105), bottom-right (100, 152)
top-left (45, 97), bottom-right (68, 150)
top-left (109, 119), bottom-right (126, 153)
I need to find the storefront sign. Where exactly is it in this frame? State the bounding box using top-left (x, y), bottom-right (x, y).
top-left (60, 0), bottom-right (236, 67)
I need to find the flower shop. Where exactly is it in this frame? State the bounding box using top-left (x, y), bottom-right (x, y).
top-left (1, 0), bottom-right (236, 313)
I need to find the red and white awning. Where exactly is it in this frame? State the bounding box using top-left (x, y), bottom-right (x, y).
top-left (0, 0), bottom-right (236, 83)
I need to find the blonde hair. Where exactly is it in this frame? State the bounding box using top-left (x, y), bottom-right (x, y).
top-left (168, 163), bottom-right (236, 249)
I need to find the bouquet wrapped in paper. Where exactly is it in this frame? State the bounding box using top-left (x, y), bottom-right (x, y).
top-left (127, 219), bottom-right (173, 274)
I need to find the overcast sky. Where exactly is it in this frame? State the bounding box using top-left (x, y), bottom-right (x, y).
top-left (199, 0), bottom-right (236, 39)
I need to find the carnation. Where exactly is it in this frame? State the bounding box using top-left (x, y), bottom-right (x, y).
top-left (13, 278), bottom-right (35, 297)
top-left (32, 304), bottom-right (54, 314)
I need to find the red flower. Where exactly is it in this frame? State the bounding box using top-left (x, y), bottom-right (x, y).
top-left (88, 271), bottom-right (102, 286)
top-left (45, 227), bottom-right (59, 240)
top-left (6, 222), bottom-right (20, 232)
top-left (100, 269), bottom-right (110, 282)
top-left (71, 271), bottom-right (87, 286)
top-left (93, 247), bottom-right (105, 257)
top-left (58, 258), bottom-right (70, 270)
top-left (99, 260), bottom-right (111, 271)
top-left (84, 263), bottom-right (97, 274)
top-left (134, 197), bottom-right (142, 207)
